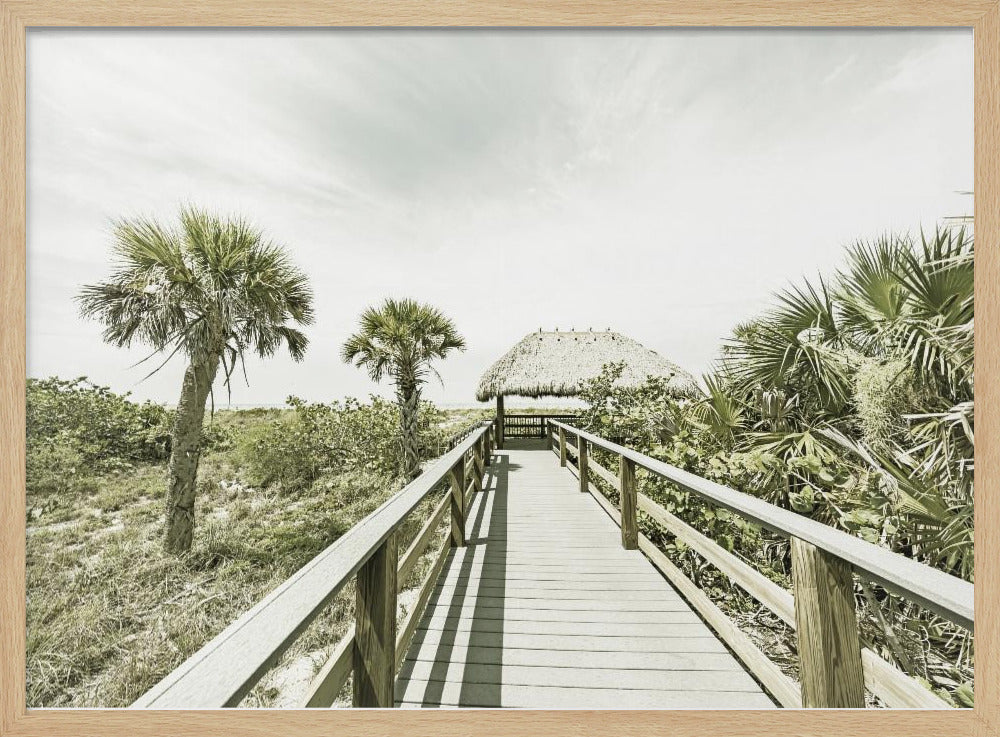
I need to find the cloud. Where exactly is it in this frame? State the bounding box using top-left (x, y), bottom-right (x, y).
top-left (27, 29), bottom-right (973, 406)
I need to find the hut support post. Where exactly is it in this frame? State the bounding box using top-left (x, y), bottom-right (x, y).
top-left (496, 395), bottom-right (504, 449)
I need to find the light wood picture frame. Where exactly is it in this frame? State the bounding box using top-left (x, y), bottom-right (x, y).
top-left (1, 1), bottom-right (997, 735)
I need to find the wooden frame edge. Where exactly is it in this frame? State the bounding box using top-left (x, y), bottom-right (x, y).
top-left (974, 2), bottom-right (1000, 737)
top-left (1, 1), bottom-right (998, 735)
top-left (1, 0), bottom-right (998, 26)
top-left (1, 0), bottom-right (27, 735)
top-left (0, 707), bottom-right (990, 737)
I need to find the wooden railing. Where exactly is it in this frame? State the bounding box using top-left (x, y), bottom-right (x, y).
top-left (502, 413), bottom-right (578, 439)
top-left (436, 417), bottom-right (490, 455)
top-left (133, 419), bottom-right (497, 709)
top-left (546, 419), bottom-right (974, 709)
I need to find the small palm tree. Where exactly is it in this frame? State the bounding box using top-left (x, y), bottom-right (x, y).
top-left (342, 298), bottom-right (465, 480)
top-left (79, 207), bottom-right (314, 553)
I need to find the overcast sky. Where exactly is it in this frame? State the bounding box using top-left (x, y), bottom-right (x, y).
top-left (26, 29), bottom-right (973, 407)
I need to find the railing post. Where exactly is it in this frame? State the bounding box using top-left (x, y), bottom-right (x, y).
top-left (619, 455), bottom-right (637, 549)
top-left (473, 437), bottom-right (484, 493)
top-left (449, 456), bottom-right (466, 547)
top-left (558, 427), bottom-right (567, 467)
top-left (577, 435), bottom-right (589, 493)
top-left (353, 532), bottom-right (397, 708)
top-left (790, 537), bottom-right (866, 708)
top-left (545, 421), bottom-right (553, 450)
top-left (484, 428), bottom-right (492, 467)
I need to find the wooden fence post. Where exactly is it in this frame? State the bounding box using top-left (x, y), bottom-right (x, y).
top-left (484, 430), bottom-right (492, 467)
top-left (473, 438), bottom-right (484, 493)
top-left (578, 436), bottom-right (589, 493)
top-left (449, 456), bottom-right (466, 547)
top-left (790, 537), bottom-right (866, 708)
top-left (559, 427), bottom-right (567, 467)
top-left (353, 533), bottom-right (397, 707)
top-left (619, 455), bottom-right (637, 549)
top-left (545, 421), bottom-right (553, 450)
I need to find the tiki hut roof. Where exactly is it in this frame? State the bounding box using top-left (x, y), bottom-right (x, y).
top-left (476, 330), bottom-right (699, 402)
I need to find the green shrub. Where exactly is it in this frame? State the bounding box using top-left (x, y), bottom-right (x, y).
top-left (238, 395), bottom-right (450, 490)
top-left (28, 377), bottom-right (172, 469)
top-left (852, 357), bottom-right (928, 449)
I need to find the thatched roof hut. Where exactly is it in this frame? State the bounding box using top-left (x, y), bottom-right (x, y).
top-left (476, 330), bottom-right (699, 402)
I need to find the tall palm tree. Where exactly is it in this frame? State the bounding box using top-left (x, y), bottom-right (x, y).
top-left (79, 207), bottom-right (314, 553)
top-left (341, 298), bottom-right (465, 480)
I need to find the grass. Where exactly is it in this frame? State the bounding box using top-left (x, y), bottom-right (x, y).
top-left (25, 407), bottom-right (476, 708)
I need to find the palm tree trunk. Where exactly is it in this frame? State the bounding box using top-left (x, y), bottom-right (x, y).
top-left (399, 385), bottom-right (421, 481)
top-left (164, 356), bottom-right (219, 553)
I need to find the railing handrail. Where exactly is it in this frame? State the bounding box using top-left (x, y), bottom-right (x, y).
top-left (133, 421), bottom-right (495, 709)
top-left (547, 419), bottom-right (973, 630)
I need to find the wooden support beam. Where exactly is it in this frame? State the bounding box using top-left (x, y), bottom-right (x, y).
top-left (559, 427), bottom-right (567, 467)
top-left (545, 421), bottom-right (553, 450)
top-left (395, 535), bottom-right (452, 672)
top-left (449, 457), bottom-right (466, 547)
top-left (496, 395), bottom-right (504, 449)
top-left (577, 436), bottom-right (589, 493)
top-left (619, 455), bottom-right (637, 550)
top-left (352, 534), bottom-right (397, 708)
top-left (790, 536), bottom-right (865, 708)
top-left (301, 628), bottom-right (354, 708)
top-left (484, 429), bottom-right (492, 466)
top-left (397, 492), bottom-right (450, 588)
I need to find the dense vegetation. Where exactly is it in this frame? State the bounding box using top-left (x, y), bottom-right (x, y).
top-left (578, 227), bottom-right (974, 706)
top-left (25, 378), bottom-right (485, 707)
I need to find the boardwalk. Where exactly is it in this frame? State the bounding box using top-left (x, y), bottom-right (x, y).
top-left (395, 439), bottom-right (776, 708)
top-left (137, 421), bottom-right (972, 710)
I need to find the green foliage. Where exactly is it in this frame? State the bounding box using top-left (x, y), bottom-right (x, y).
top-left (578, 362), bottom-right (689, 447)
top-left (577, 224), bottom-right (975, 704)
top-left (77, 208), bottom-right (315, 384)
top-left (238, 395), bottom-right (449, 490)
top-left (27, 377), bottom-right (172, 481)
top-left (851, 357), bottom-right (927, 448)
top-left (25, 382), bottom-right (466, 708)
top-left (341, 298), bottom-right (466, 386)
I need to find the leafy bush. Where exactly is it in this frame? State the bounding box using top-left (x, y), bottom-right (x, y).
top-left (238, 395), bottom-right (449, 491)
top-left (27, 378), bottom-right (173, 488)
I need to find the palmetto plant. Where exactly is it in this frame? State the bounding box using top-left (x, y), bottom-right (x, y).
top-left (837, 228), bottom-right (973, 401)
top-left (78, 208), bottom-right (314, 553)
top-left (714, 225), bottom-right (974, 578)
top-left (689, 373), bottom-right (746, 450)
top-left (725, 280), bottom-right (852, 419)
top-left (341, 298), bottom-right (465, 480)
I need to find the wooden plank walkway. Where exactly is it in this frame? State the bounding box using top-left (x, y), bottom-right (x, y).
top-left (395, 439), bottom-right (776, 708)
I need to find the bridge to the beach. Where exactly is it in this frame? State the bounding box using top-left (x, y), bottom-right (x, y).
top-left (135, 414), bottom-right (973, 710)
